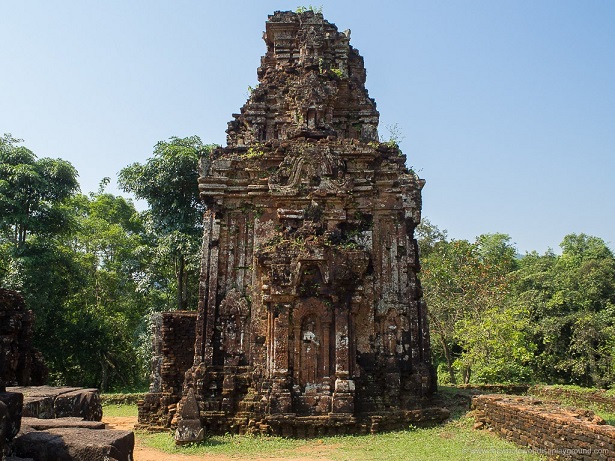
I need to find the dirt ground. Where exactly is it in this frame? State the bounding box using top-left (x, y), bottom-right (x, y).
top-left (103, 416), bottom-right (335, 461)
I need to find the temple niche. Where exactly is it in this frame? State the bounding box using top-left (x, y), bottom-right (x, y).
top-left (138, 9), bottom-right (449, 440)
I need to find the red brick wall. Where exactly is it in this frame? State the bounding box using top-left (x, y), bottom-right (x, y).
top-left (472, 395), bottom-right (615, 460)
top-left (137, 311), bottom-right (197, 430)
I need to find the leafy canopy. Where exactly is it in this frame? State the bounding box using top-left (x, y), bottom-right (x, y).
top-left (0, 133), bottom-right (79, 246)
top-left (118, 136), bottom-right (215, 236)
top-left (118, 136), bottom-right (217, 310)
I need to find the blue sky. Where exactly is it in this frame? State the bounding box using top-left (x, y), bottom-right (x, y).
top-left (2, 1), bottom-right (614, 254)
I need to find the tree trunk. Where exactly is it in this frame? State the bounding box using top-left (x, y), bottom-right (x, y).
top-left (429, 313), bottom-right (457, 384)
top-left (462, 366), bottom-right (471, 384)
top-left (177, 254), bottom-right (185, 310)
top-left (182, 264), bottom-right (189, 309)
top-left (18, 224), bottom-right (27, 248)
top-left (441, 340), bottom-right (457, 385)
top-left (100, 357), bottom-right (108, 392)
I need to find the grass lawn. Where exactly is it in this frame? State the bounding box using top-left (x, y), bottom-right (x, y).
top-left (102, 392), bottom-right (545, 460)
top-left (138, 415), bottom-right (544, 460)
top-left (102, 403), bottom-right (138, 417)
top-left (99, 385), bottom-right (615, 460)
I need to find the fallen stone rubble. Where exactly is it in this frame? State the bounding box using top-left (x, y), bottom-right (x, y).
top-left (1, 386), bottom-right (134, 461)
top-left (9, 386), bottom-right (103, 421)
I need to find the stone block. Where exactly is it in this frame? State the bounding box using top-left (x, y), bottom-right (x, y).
top-left (175, 419), bottom-right (204, 444)
top-left (10, 386), bottom-right (102, 421)
top-left (21, 417), bottom-right (106, 431)
top-left (14, 428), bottom-right (134, 461)
top-left (175, 388), bottom-right (204, 444)
top-left (14, 386), bottom-right (76, 419)
top-left (0, 391), bottom-right (23, 441)
top-left (54, 389), bottom-right (102, 421)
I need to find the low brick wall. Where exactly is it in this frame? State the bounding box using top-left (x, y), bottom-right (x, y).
top-left (101, 393), bottom-right (147, 406)
top-left (472, 394), bottom-right (615, 460)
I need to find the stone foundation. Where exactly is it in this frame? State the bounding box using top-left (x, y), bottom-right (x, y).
top-left (195, 406), bottom-right (449, 437)
top-left (472, 394), bottom-right (615, 460)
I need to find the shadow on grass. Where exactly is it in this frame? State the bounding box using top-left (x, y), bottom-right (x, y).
top-left (437, 385), bottom-right (474, 420)
top-left (140, 430), bottom-right (314, 457)
top-left (175, 437), bottom-right (226, 448)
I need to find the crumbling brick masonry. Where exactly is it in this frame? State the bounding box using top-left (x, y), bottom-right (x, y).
top-left (472, 395), bottom-right (615, 460)
top-left (137, 311), bottom-right (197, 430)
top-left (140, 10), bottom-right (449, 440)
top-left (0, 288), bottom-right (47, 387)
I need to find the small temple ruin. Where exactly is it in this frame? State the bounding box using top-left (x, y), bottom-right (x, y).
top-left (139, 10), bottom-right (448, 439)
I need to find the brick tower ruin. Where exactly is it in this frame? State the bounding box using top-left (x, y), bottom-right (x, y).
top-left (140, 10), bottom-right (448, 440)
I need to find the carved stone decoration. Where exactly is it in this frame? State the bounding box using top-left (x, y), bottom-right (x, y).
top-left (175, 388), bottom-right (204, 444)
top-left (140, 9), bottom-right (448, 439)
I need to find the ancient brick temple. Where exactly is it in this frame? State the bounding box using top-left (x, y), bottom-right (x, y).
top-left (144, 10), bottom-right (448, 440)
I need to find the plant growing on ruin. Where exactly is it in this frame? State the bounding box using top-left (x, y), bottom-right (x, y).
top-left (380, 123), bottom-right (405, 149)
top-left (303, 202), bottom-right (324, 222)
top-left (296, 5), bottom-right (323, 14)
top-left (243, 146), bottom-right (266, 159)
top-left (329, 67), bottom-right (344, 79)
top-left (294, 111), bottom-right (305, 126)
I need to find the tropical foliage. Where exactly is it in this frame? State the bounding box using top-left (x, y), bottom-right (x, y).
top-left (418, 220), bottom-right (615, 387)
top-left (0, 135), bottom-right (211, 389)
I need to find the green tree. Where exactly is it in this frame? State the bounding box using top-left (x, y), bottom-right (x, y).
top-left (60, 191), bottom-right (151, 389)
top-left (420, 230), bottom-right (532, 384)
top-left (0, 134), bottom-right (79, 248)
top-left (512, 234), bottom-right (615, 387)
top-left (0, 135), bottom-right (84, 385)
top-left (421, 238), bottom-right (476, 384)
top-left (118, 136), bottom-right (215, 310)
top-left (0, 135), bottom-right (157, 389)
top-left (476, 233), bottom-right (518, 273)
top-left (415, 218), bottom-right (448, 258)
